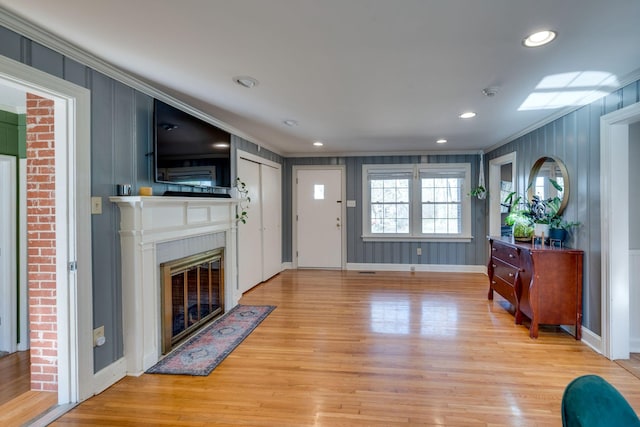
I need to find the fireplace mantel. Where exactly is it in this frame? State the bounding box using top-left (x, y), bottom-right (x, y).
top-left (110, 196), bottom-right (240, 375)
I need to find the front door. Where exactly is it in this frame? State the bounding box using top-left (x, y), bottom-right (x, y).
top-left (296, 168), bottom-right (343, 268)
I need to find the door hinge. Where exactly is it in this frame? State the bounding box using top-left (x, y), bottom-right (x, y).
top-left (68, 261), bottom-right (78, 272)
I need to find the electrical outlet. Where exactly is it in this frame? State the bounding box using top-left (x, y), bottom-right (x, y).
top-left (91, 196), bottom-right (102, 215)
top-left (410, 266), bottom-right (416, 272)
top-left (93, 325), bottom-right (105, 347)
top-left (417, 247), bottom-right (422, 255)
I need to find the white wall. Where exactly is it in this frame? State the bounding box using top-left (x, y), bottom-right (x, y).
top-left (629, 121), bottom-right (640, 352)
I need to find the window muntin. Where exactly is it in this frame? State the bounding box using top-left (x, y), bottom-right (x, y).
top-left (363, 164), bottom-right (471, 241)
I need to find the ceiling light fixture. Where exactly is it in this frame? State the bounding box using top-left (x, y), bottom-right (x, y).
top-left (283, 119), bottom-right (298, 127)
top-left (213, 143), bottom-right (229, 148)
top-left (523, 30), bottom-right (557, 47)
top-left (436, 139), bottom-right (447, 144)
top-left (459, 112), bottom-right (477, 119)
top-left (233, 76), bottom-right (259, 88)
top-left (313, 141), bottom-right (324, 147)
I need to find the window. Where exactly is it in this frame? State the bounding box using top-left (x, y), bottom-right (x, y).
top-left (363, 163), bottom-right (472, 242)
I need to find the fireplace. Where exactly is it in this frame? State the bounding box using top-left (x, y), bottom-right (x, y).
top-left (160, 248), bottom-right (224, 354)
top-left (111, 196), bottom-right (240, 375)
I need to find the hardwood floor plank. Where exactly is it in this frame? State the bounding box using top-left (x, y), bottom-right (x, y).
top-left (52, 270), bottom-right (640, 426)
top-left (0, 350), bottom-right (31, 407)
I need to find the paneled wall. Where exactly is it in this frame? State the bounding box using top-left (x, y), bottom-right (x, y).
top-left (486, 80), bottom-right (640, 335)
top-left (283, 154), bottom-right (488, 266)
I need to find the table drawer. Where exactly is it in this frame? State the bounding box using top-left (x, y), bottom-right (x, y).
top-left (490, 275), bottom-right (517, 306)
top-left (491, 258), bottom-right (520, 286)
top-left (491, 242), bottom-right (521, 263)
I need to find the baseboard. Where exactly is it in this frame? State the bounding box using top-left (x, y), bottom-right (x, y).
top-left (281, 262), bottom-right (293, 270)
top-left (578, 326), bottom-right (602, 355)
top-left (630, 337), bottom-right (640, 353)
top-left (346, 263), bottom-right (487, 274)
top-left (93, 357), bottom-right (126, 395)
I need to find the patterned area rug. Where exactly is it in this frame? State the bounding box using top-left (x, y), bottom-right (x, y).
top-left (147, 304), bottom-right (276, 376)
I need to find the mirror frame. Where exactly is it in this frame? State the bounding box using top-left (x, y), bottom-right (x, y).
top-left (527, 155), bottom-right (570, 216)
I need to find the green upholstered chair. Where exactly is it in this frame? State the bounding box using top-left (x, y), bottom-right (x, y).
top-left (561, 374), bottom-right (640, 426)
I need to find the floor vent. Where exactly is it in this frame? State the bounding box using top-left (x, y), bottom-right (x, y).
top-left (358, 271), bottom-right (376, 274)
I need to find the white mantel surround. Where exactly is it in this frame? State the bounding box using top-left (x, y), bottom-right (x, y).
top-left (110, 196), bottom-right (240, 375)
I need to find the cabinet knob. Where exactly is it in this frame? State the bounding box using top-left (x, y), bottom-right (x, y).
top-left (492, 264), bottom-right (496, 268)
top-left (491, 281), bottom-right (496, 284)
top-left (492, 247), bottom-right (497, 251)
top-left (509, 254), bottom-right (515, 258)
top-left (508, 273), bottom-right (514, 277)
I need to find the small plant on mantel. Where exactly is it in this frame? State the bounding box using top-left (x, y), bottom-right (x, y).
top-left (235, 177), bottom-right (251, 224)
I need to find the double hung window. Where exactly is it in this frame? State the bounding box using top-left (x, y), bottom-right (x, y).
top-left (363, 163), bottom-right (472, 241)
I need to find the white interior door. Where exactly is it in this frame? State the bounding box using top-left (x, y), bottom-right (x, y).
top-left (0, 155), bottom-right (17, 353)
top-left (261, 164), bottom-right (281, 281)
top-left (237, 158), bottom-right (263, 293)
top-left (296, 168), bottom-right (343, 268)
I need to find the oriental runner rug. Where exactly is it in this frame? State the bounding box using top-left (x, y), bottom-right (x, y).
top-left (147, 304), bottom-right (275, 376)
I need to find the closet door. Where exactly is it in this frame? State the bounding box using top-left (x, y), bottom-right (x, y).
top-left (261, 163), bottom-right (281, 281)
top-left (237, 158), bottom-right (263, 294)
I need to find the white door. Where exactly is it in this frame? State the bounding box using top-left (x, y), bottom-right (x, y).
top-left (0, 155), bottom-right (17, 353)
top-left (237, 158), bottom-right (263, 294)
top-left (261, 164), bottom-right (281, 281)
top-left (296, 168), bottom-right (343, 268)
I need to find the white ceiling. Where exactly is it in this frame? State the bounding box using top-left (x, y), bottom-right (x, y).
top-left (1, 0), bottom-right (639, 156)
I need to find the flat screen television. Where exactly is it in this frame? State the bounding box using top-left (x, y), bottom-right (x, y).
top-left (154, 99), bottom-right (232, 190)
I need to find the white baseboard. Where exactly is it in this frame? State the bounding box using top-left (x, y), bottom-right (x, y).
top-left (281, 262), bottom-right (293, 270)
top-left (346, 263), bottom-right (487, 274)
top-left (578, 326), bottom-right (602, 355)
top-left (93, 357), bottom-right (127, 395)
top-left (630, 337), bottom-right (640, 353)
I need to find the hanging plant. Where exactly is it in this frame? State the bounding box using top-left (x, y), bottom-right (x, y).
top-left (235, 177), bottom-right (251, 224)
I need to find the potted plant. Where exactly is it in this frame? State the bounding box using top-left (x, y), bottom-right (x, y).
top-left (235, 177), bottom-right (251, 224)
top-left (503, 192), bottom-right (534, 241)
top-left (548, 217), bottom-right (580, 244)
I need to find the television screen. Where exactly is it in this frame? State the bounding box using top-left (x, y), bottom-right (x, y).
top-left (154, 99), bottom-right (232, 189)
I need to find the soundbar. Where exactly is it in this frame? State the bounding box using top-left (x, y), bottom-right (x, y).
top-left (162, 191), bottom-right (231, 198)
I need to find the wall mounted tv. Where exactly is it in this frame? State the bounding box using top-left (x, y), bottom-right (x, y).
top-left (154, 99), bottom-right (232, 190)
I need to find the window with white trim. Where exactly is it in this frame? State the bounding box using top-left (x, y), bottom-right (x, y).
top-left (362, 163), bottom-right (472, 241)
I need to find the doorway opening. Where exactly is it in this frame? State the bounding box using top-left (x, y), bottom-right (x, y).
top-left (0, 53), bottom-right (93, 415)
top-left (488, 152), bottom-right (516, 237)
top-left (600, 101), bottom-right (640, 361)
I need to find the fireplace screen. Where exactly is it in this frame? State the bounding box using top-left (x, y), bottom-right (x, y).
top-left (160, 248), bottom-right (224, 354)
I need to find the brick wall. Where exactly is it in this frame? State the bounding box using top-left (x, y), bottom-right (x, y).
top-left (26, 93), bottom-right (57, 392)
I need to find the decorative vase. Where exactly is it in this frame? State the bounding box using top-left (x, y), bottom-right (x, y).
top-left (548, 228), bottom-right (567, 244)
top-left (534, 223), bottom-right (550, 238)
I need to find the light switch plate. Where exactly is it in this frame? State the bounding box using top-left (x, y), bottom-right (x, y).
top-left (91, 196), bottom-right (102, 214)
top-left (346, 200), bottom-right (356, 208)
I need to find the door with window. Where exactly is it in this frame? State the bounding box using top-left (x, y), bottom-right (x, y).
top-left (296, 168), bottom-right (343, 268)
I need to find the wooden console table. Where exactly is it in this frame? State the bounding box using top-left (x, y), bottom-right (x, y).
top-left (487, 237), bottom-right (583, 339)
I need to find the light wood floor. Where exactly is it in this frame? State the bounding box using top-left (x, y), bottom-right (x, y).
top-left (0, 350), bottom-right (58, 426)
top-left (52, 270), bottom-right (640, 426)
top-left (0, 350), bottom-right (31, 406)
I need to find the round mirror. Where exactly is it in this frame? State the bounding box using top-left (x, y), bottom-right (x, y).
top-left (527, 156), bottom-right (570, 216)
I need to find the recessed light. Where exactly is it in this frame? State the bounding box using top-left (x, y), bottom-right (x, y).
top-left (213, 143), bottom-right (229, 148)
top-left (436, 139), bottom-right (447, 144)
top-left (523, 30), bottom-right (557, 47)
top-left (233, 76), bottom-right (259, 88)
top-left (283, 119), bottom-right (298, 127)
top-left (313, 141), bottom-right (324, 147)
top-left (459, 112), bottom-right (477, 119)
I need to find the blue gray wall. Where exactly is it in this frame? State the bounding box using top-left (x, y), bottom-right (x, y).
top-left (283, 155), bottom-right (488, 265)
top-left (486, 80), bottom-right (640, 335)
